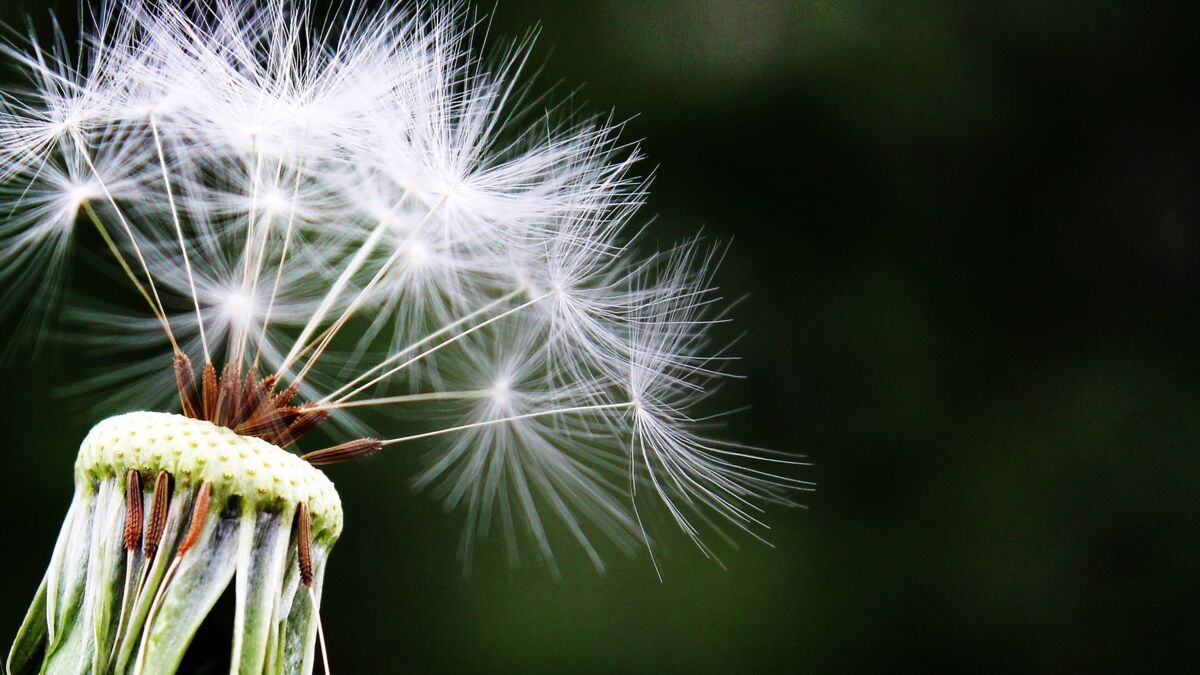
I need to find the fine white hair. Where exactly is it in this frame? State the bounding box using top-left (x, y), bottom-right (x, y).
top-left (0, 0), bottom-right (810, 573)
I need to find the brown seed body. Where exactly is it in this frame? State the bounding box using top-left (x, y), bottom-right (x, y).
top-left (144, 471), bottom-right (171, 560)
top-left (302, 439), bottom-right (383, 466)
top-left (297, 502), bottom-right (314, 588)
top-left (177, 482), bottom-right (213, 556)
top-left (122, 469), bottom-right (143, 551)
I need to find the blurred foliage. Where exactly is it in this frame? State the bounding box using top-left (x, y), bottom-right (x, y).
top-left (2, 0), bottom-right (1199, 672)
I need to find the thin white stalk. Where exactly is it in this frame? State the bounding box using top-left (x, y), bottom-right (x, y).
top-left (334, 290), bottom-right (552, 404)
top-left (292, 195), bottom-right (447, 384)
top-left (279, 215), bottom-right (392, 372)
top-left (308, 586), bottom-right (331, 675)
top-left (253, 130), bottom-right (310, 367)
top-left (149, 113), bottom-right (209, 362)
top-left (72, 133), bottom-right (178, 351)
top-left (243, 160), bottom-right (283, 362)
top-left (323, 286), bottom-right (526, 402)
top-left (630, 425), bottom-right (663, 582)
top-left (380, 401), bottom-right (634, 446)
top-left (82, 203), bottom-right (179, 352)
top-left (235, 138), bottom-right (265, 365)
top-left (315, 389), bottom-right (491, 411)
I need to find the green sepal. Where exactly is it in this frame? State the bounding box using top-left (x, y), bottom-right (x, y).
top-left (231, 505), bottom-right (294, 675)
top-left (112, 485), bottom-right (195, 674)
top-left (82, 479), bottom-right (127, 675)
top-left (42, 488), bottom-right (97, 675)
top-left (6, 575), bottom-right (48, 675)
top-left (133, 493), bottom-right (240, 674)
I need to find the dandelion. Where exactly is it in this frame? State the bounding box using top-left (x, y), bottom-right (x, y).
top-left (2, 0), bottom-right (811, 673)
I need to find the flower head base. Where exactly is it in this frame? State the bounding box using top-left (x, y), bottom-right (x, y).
top-left (79, 412), bottom-right (343, 534)
top-left (9, 412), bottom-right (336, 675)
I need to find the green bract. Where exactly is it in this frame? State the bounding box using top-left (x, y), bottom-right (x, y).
top-left (7, 413), bottom-right (338, 675)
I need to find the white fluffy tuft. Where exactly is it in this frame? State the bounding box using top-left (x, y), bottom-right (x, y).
top-left (0, 0), bottom-right (808, 573)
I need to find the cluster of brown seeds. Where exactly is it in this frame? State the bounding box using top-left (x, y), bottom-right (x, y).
top-left (172, 352), bottom-right (382, 464)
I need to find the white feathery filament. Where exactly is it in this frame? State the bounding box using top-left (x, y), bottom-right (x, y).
top-left (0, 0), bottom-right (811, 575)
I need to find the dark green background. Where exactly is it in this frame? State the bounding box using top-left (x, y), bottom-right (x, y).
top-left (2, 1), bottom-right (1198, 672)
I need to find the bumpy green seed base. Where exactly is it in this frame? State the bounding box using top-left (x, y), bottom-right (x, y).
top-left (76, 411), bottom-right (342, 538)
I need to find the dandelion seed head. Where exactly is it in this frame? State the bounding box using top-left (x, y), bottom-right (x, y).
top-left (0, 0), bottom-right (806, 574)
